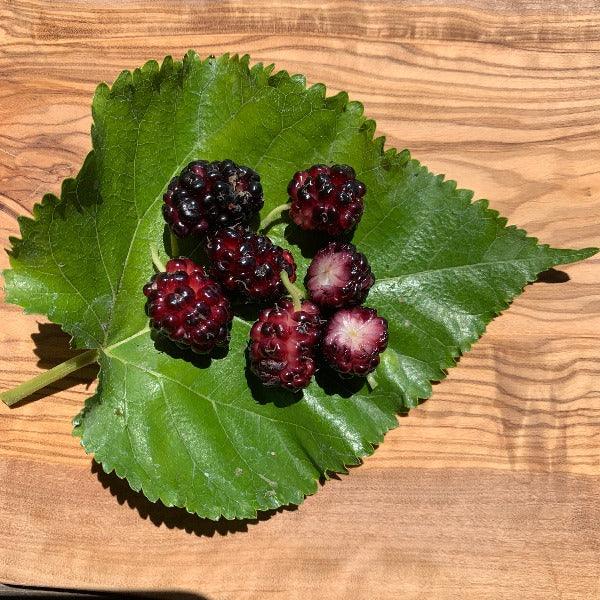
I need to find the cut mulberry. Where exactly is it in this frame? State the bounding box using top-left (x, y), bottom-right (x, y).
top-left (205, 225), bottom-right (296, 302)
top-left (163, 159), bottom-right (263, 237)
top-left (143, 257), bottom-right (232, 353)
top-left (305, 241), bottom-right (374, 309)
top-left (322, 307), bottom-right (388, 376)
top-left (249, 299), bottom-right (322, 390)
top-left (288, 164), bottom-right (365, 236)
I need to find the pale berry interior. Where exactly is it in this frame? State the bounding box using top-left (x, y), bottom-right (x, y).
top-left (325, 311), bottom-right (382, 352)
top-left (309, 252), bottom-right (350, 292)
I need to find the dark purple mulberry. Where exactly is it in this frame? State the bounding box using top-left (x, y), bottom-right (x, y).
top-left (162, 159), bottom-right (263, 238)
top-left (288, 164), bottom-right (365, 236)
top-left (249, 299), bottom-right (322, 390)
top-left (143, 257), bottom-right (232, 353)
top-left (205, 226), bottom-right (297, 303)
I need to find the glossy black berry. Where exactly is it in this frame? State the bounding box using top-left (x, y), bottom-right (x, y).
top-left (163, 160), bottom-right (264, 237)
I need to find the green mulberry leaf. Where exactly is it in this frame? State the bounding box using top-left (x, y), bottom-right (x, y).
top-left (4, 52), bottom-right (597, 519)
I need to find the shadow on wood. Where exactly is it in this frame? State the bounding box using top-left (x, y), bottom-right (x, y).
top-left (536, 268), bottom-right (570, 284)
top-left (91, 460), bottom-right (297, 537)
top-left (1, 583), bottom-right (210, 599)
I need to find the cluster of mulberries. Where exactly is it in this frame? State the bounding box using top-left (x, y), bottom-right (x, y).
top-left (143, 159), bottom-right (388, 391)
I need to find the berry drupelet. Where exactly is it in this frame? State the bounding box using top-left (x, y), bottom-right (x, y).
top-left (143, 257), bottom-right (232, 354)
top-left (249, 299), bottom-right (322, 391)
top-left (305, 241), bottom-right (374, 309)
top-left (205, 225), bottom-right (297, 303)
top-left (163, 159), bottom-right (263, 238)
top-left (322, 307), bottom-right (388, 376)
top-left (287, 164), bottom-right (366, 236)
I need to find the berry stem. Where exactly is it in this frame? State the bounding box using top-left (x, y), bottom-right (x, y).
top-left (1, 349), bottom-right (99, 407)
top-left (366, 373), bottom-right (378, 390)
top-left (260, 203), bottom-right (291, 232)
top-left (280, 270), bottom-right (304, 312)
top-left (151, 245), bottom-right (166, 272)
top-left (170, 231), bottom-right (179, 257)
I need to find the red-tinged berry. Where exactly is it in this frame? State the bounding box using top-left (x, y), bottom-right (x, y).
top-left (305, 241), bottom-right (374, 309)
top-left (143, 257), bottom-right (232, 354)
top-left (206, 225), bottom-right (296, 302)
top-left (163, 159), bottom-right (264, 238)
top-left (322, 307), bottom-right (388, 376)
top-left (287, 164), bottom-right (365, 236)
top-left (249, 299), bottom-right (322, 390)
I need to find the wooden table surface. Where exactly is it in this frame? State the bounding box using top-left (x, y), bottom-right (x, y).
top-left (1, 1), bottom-right (599, 598)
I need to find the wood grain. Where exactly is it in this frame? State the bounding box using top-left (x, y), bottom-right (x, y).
top-left (0, 1), bottom-right (599, 598)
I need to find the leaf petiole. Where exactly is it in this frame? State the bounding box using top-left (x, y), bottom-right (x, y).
top-left (151, 245), bottom-right (166, 272)
top-left (169, 231), bottom-right (179, 257)
top-left (1, 349), bottom-right (99, 407)
top-left (366, 373), bottom-right (378, 390)
top-left (280, 270), bottom-right (304, 312)
top-left (260, 203), bottom-right (291, 232)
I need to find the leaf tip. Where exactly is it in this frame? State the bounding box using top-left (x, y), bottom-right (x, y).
top-left (551, 246), bottom-right (599, 265)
